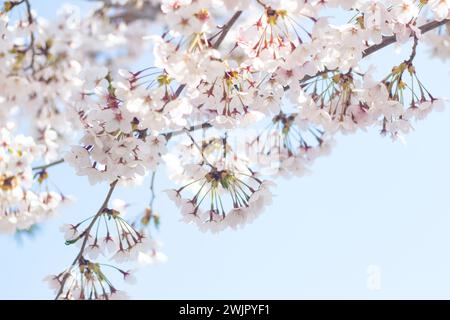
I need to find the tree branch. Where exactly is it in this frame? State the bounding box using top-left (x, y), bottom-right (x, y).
top-left (164, 122), bottom-right (212, 140)
top-left (363, 19), bottom-right (449, 58)
top-left (55, 179), bottom-right (119, 300)
top-left (214, 11), bottom-right (243, 49)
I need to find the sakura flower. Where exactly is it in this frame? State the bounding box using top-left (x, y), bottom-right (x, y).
top-left (85, 240), bottom-right (103, 260)
top-left (109, 290), bottom-right (130, 300)
top-left (392, 0), bottom-right (419, 25)
top-left (138, 251), bottom-right (168, 265)
top-left (80, 66), bottom-right (109, 91)
top-left (43, 275), bottom-right (62, 293)
top-left (103, 109), bottom-right (134, 134)
top-left (120, 269), bottom-right (138, 285)
top-left (112, 248), bottom-right (131, 263)
top-left (60, 224), bottom-right (79, 241)
top-left (429, 0), bottom-right (450, 21)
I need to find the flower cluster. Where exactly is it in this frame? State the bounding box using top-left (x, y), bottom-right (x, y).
top-left (0, 127), bottom-right (67, 234)
top-left (66, 69), bottom-right (169, 185)
top-left (45, 260), bottom-right (132, 300)
top-left (294, 62), bottom-right (445, 140)
top-left (247, 112), bottom-right (334, 177)
top-left (48, 188), bottom-right (166, 300)
top-left (0, 2), bottom-right (154, 163)
top-left (164, 132), bottom-right (275, 232)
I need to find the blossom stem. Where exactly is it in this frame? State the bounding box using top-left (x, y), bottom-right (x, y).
top-left (184, 129), bottom-right (214, 167)
top-left (32, 159), bottom-right (65, 171)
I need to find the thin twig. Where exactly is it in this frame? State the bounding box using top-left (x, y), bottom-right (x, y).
top-left (22, 0), bottom-right (36, 72)
top-left (184, 129), bottom-right (214, 168)
top-left (164, 122), bottom-right (212, 140)
top-left (32, 159), bottom-right (65, 171)
top-left (149, 171), bottom-right (156, 210)
top-left (362, 19), bottom-right (449, 58)
top-left (255, 0), bottom-right (267, 8)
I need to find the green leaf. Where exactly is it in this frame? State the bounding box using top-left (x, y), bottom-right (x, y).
top-left (65, 238), bottom-right (79, 246)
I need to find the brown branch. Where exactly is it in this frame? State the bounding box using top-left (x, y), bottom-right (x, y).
top-left (362, 19), bottom-right (449, 58)
top-left (406, 36), bottom-right (419, 64)
top-left (6, 1), bottom-right (36, 72)
top-left (164, 122), bottom-right (212, 140)
top-left (255, 0), bottom-right (267, 8)
top-left (55, 179), bottom-right (119, 300)
top-left (214, 11), bottom-right (243, 49)
top-left (92, 0), bottom-right (160, 24)
top-left (22, 0), bottom-right (36, 72)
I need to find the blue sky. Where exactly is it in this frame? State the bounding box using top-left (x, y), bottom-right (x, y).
top-left (1, 0), bottom-right (450, 299)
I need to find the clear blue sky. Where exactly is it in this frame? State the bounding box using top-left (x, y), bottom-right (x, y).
top-left (1, 0), bottom-right (450, 299)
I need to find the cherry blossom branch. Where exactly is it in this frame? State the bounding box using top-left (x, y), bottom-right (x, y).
top-left (362, 19), bottom-right (449, 58)
top-left (55, 179), bottom-right (119, 299)
top-left (302, 20), bottom-right (449, 83)
top-left (214, 11), bottom-right (243, 49)
top-left (171, 11), bottom-right (243, 101)
top-left (5, 1), bottom-right (36, 71)
top-left (17, 0), bottom-right (36, 72)
top-left (164, 122), bottom-right (212, 139)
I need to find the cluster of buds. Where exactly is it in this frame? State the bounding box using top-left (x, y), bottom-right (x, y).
top-left (45, 258), bottom-right (132, 300)
top-left (248, 112), bottom-right (334, 177)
